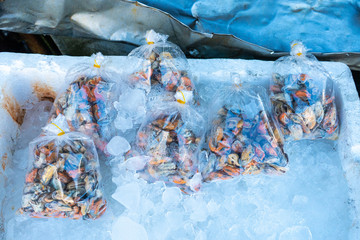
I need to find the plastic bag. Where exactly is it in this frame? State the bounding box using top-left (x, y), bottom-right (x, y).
top-left (270, 41), bottom-right (339, 140)
top-left (201, 76), bottom-right (288, 182)
top-left (126, 101), bottom-right (205, 192)
top-left (48, 53), bottom-right (118, 151)
top-left (128, 30), bottom-right (195, 104)
top-left (19, 115), bottom-right (107, 219)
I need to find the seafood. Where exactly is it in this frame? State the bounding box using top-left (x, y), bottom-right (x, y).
top-left (301, 106), bottom-right (316, 130)
top-left (48, 74), bottom-right (115, 151)
top-left (130, 50), bottom-right (194, 94)
top-left (312, 101), bottom-right (324, 123)
top-left (270, 73), bottom-right (339, 140)
top-left (227, 153), bottom-right (240, 167)
top-left (19, 135), bottom-right (106, 219)
top-left (270, 42), bottom-right (339, 140)
top-left (128, 104), bottom-right (204, 192)
top-left (288, 124), bottom-right (303, 140)
top-left (39, 165), bottom-right (56, 185)
top-left (129, 31), bottom-right (195, 102)
top-left (272, 73), bottom-right (285, 86)
top-left (203, 104), bottom-right (288, 182)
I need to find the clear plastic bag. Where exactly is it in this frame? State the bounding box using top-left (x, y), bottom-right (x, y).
top-left (126, 101), bottom-right (205, 192)
top-left (18, 115), bottom-right (107, 219)
top-left (128, 30), bottom-right (195, 104)
top-left (201, 76), bottom-right (288, 182)
top-left (48, 53), bottom-right (118, 151)
top-left (270, 41), bottom-right (339, 140)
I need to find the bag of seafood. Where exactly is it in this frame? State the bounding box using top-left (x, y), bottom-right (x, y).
top-left (48, 53), bottom-right (118, 151)
top-left (126, 101), bottom-right (205, 193)
top-left (128, 29), bottom-right (195, 104)
top-left (201, 75), bottom-right (288, 182)
top-left (18, 115), bottom-right (107, 219)
top-left (270, 41), bottom-right (339, 141)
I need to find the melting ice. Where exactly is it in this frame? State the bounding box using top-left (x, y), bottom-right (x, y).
top-left (3, 91), bottom-right (352, 240)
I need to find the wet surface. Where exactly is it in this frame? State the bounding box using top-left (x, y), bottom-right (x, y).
top-left (1, 153), bottom-right (7, 171)
top-left (1, 90), bottom-right (26, 125)
top-left (32, 82), bottom-right (57, 103)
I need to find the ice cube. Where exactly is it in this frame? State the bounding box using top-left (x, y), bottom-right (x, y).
top-left (114, 114), bottom-right (133, 132)
top-left (165, 211), bottom-right (184, 231)
top-left (111, 216), bottom-right (148, 240)
top-left (195, 230), bottom-right (207, 240)
top-left (279, 226), bottom-right (312, 240)
top-left (109, 156), bottom-right (125, 166)
top-left (112, 183), bottom-right (140, 212)
top-left (292, 195), bottom-right (308, 206)
top-left (133, 105), bottom-right (146, 124)
top-left (184, 197), bottom-right (208, 222)
top-left (140, 198), bottom-right (155, 215)
top-left (106, 136), bottom-right (131, 156)
top-left (114, 88), bottom-right (147, 126)
top-left (206, 199), bottom-right (220, 215)
top-left (162, 187), bottom-right (182, 206)
top-left (189, 172), bottom-right (202, 192)
top-left (125, 156), bottom-right (150, 171)
top-left (116, 88), bottom-right (146, 114)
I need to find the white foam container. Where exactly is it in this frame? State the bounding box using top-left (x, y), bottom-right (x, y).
top-left (0, 53), bottom-right (359, 239)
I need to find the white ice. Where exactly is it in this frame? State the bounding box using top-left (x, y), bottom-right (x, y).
top-left (107, 140), bottom-right (351, 240)
top-left (188, 172), bottom-right (202, 192)
top-left (114, 114), bottom-right (133, 132)
top-left (111, 216), bottom-right (148, 240)
top-left (1, 54), bottom-right (358, 240)
top-left (112, 182), bottom-right (140, 212)
top-left (125, 156), bottom-right (149, 171)
top-left (279, 226), bottom-right (312, 240)
top-left (162, 187), bottom-right (182, 206)
top-left (106, 136), bottom-right (131, 156)
top-left (114, 88), bottom-right (147, 125)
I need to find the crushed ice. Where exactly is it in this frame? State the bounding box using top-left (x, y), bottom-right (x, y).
top-left (3, 74), bottom-right (352, 240)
